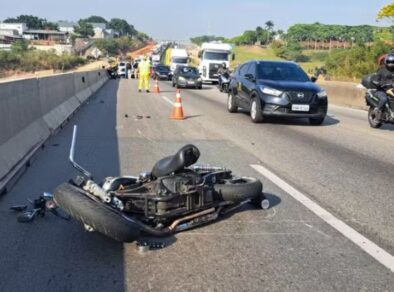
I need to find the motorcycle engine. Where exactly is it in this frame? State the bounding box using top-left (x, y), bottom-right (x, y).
top-left (157, 173), bottom-right (202, 196)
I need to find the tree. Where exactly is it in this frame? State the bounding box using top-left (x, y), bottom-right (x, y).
top-left (265, 20), bottom-right (274, 31)
top-left (95, 36), bottom-right (136, 56)
top-left (11, 40), bottom-right (29, 54)
top-left (377, 3), bottom-right (394, 22)
top-left (242, 30), bottom-right (258, 44)
top-left (190, 35), bottom-right (226, 45)
top-left (84, 15), bottom-right (108, 24)
top-left (4, 15), bottom-right (58, 30)
top-left (73, 20), bottom-right (94, 38)
top-left (108, 18), bottom-right (135, 36)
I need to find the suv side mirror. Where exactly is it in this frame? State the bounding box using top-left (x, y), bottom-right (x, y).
top-left (244, 73), bottom-right (255, 82)
top-left (311, 76), bottom-right (317, 83)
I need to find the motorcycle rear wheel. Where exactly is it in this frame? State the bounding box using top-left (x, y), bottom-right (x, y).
top-left (54, 183), bottom-right (141, 242)
top-left (213, 177), bottom-right (262, 203)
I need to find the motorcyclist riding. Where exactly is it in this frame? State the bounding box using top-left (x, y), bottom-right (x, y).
top-left (218, 62), bottom-right (230, 77)
top-left (373, 53), bottom-right (394, 120)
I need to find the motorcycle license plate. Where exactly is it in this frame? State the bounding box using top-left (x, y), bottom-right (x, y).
top-left (292, 104), bottom-right (310, 112)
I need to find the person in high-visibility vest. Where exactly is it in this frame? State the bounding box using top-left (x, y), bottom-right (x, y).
top-left (138, 55), bottom-right (151, 92)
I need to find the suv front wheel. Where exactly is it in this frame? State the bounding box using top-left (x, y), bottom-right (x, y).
top-left (250, 97), bottom-right (264, 123)
top-left (227, 92), bottom-right (238, 113)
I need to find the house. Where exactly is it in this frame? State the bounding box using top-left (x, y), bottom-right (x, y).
top-left (57, 21), bottom-right (77, 34)
top-left (89, 23), bottom-right (116, 39)
top-left (0, 23), bottom-right (27, 35)
top-left (23, 29), bottom-right (69, 43)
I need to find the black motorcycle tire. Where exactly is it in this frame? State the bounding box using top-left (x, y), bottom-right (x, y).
top-left (368, 107), bottom-right (382, 128)
top-left (54, 183), bottom-right (141, 242)
top-left (213, 177), bottom-right (262, 202)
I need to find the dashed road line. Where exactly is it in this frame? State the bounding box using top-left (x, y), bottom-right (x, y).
top-left (162, 95), bottom-right (174, 106)
top-left (250, 163), bottom-right (394, 273)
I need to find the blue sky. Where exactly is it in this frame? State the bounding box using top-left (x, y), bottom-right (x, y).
top-left (0, 0), bottom-right (391, 39)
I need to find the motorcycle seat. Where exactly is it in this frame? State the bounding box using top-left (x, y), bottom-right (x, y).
top-left (152, 145), bottom-right (200, 178)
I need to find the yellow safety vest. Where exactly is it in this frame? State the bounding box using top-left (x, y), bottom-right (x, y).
top-left (138, 61), bottom-right (151, 75)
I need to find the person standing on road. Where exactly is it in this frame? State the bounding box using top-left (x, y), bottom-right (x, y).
top-left (138, 56), bottom-right (151, 92)
top-left (373, 53), bottom-right (394, 120)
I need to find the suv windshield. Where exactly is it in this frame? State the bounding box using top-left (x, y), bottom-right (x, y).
top-left (257, 62), bottom-right (310, 82)
top-left (204, 52), bottom-right (228, 61)
top-left (157, 65), bottom-right (170, 71)
top-left (179, 67), bottom-right (199, 75)
top-left (172, 57), bottom-right (188, 64)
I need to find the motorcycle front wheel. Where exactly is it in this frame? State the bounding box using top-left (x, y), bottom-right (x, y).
top-left (54, 183), bottom-right (141, 242)
top-left (368, 107), bottom-right (382, 128)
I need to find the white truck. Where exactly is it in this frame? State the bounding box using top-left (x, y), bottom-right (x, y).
top-left (151, 54), bottom-right (161, 66)
top-left (170, 48), bottom-right (189, 72)
top-left (198, 42), bottom-right (234, 83)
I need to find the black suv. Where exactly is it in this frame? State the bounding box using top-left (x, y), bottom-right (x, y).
top-left (172, 66), bottom-right (203, 89)
top-left (227, 60), bottom-right (328, 124)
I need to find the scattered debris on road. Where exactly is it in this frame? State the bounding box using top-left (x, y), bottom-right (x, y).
top-left (136, 240), bottom-right (166, 253)
top-left (11, 192), bottom-right (70, 223)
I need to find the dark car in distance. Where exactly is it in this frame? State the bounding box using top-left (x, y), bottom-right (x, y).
top-left (151, 64), bottom-right (172, 80)
top-left (172, 66), bottom-right (203, 89)
top-left (227, 60), bottom-right (328, 124)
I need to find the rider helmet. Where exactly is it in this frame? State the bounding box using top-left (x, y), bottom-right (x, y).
top-left (384, 53), bottom-right (394, 71)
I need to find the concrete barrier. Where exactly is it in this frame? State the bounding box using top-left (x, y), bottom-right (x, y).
top-left (0, 70), bottom-right (108, 193)
top-left (318, 80), bottom-right (367, 110)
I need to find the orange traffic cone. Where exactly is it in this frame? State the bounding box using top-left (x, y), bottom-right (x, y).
top-left (153, 78), bottom-right (160, 93)
top-left (170, 89), bottom-right (184, 120)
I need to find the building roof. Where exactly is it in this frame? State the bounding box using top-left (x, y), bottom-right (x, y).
top-left (24, 30), bottom-right (68, 35)
top-left (0, 34), bottom-right (23, 40)
top-left (57, 21), bottom-right (77, 28)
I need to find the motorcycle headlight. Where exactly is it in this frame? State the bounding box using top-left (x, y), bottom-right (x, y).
top-left (260, 86), bottom-right (283, 97)
top-left (317, 90), bottom-right (327, 98)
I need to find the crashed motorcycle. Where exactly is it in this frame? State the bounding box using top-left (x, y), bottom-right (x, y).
top-left (362, 74), bottom-right (394, 128)
top-left (53, 126), bottom-right (268, 242)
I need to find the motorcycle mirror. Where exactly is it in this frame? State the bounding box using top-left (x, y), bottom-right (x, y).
top-left (311, 76), bottom-right (317, 83)
top-left (17, 210), bottom-right (37, 223)
top-left (10, 205), bottom-right (28, 212)
top-left (69, 125), bottom-right (93, 179)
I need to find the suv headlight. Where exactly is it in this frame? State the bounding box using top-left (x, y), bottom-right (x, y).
top-left (179, 76), bottom-right (186, 81)
top-left (197, 77), bottom-right (202, 82)
top-left (317, 90), bottom-right (327, 98)
top-left (260, 86), bottom-right (283, 97)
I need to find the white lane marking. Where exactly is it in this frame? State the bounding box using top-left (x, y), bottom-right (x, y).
top-left (162, 95), bottom-right (174, 106)
top-left (250, 164), bottom-right (394, 273)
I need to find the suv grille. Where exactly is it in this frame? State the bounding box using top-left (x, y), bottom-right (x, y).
top-left (286, 91), bottom-right (315, 103)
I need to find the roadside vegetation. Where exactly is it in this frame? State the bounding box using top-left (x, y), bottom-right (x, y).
top-left (0, 40), bottom-right (86, 75)
top-left (190, 4), bottom-right (393, 81)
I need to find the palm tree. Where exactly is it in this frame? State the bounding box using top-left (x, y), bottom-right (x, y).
top-left (264, 21), bottom-right (274, 44)
top-left (265, 21), bottom-right (274, 31)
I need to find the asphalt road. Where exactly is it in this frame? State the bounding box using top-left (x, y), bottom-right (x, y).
top-left (1, 78), bottom-right (393, 292)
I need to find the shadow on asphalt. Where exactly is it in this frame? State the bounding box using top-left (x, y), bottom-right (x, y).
top-left (378, 123), bottom-right (394, 131)
top-left (237, 109), bottom-right (340, 127)
top-left (0, 79), bottom-right (128, 292)
top-left (184, 114), bottom-right (203, 120)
